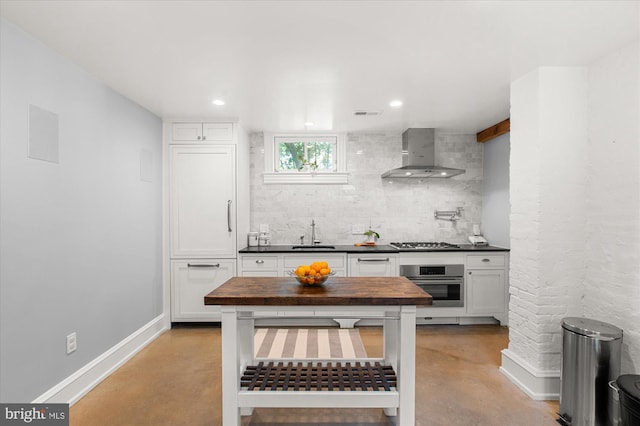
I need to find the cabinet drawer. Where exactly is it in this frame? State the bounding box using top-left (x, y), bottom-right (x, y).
top-left (348, 253), bottom-right (399, 277)
top-left (283, 254), bottom-right (345, 269)
top-left (241, 271), bottom-right (279, 277)
top-left (170, 259), bottom-right (236, 321)
top-left (241, 256), bottom-right (278, 271)
top-left (466, 255), bottom-right (505, 268)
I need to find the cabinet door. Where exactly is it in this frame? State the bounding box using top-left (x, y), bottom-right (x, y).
top-left (172, 122), bottom-right (203, 141)
top-left (171, 260), bottom-right (235, 321)
top-left (170, 145), bottom-right (236, 258)
top-left (466, 269), bottom-right (506, 315)
top-left (203, 123), bottom-right (233, 141)
top-left (348, 254), bottom-right (398, 276)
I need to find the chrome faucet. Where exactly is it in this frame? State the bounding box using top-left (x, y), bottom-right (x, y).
top-left (311, 219), bottom-right (320, 245)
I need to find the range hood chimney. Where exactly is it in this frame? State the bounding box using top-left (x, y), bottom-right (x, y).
top-left (381, 128), bottom-right (465, 179)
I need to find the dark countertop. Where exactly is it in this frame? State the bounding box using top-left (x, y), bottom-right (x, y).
top-left (450, 244), bottom-right (510, 252)
top-left (204, 276), bottom-right (433, 306)
top-left (239, 244), bottom-right (401, 254)
top-left (239, 244), bottom-right (509, 254)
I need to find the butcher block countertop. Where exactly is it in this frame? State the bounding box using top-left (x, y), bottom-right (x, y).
top-left (204, 276), bottom-right (433, 307)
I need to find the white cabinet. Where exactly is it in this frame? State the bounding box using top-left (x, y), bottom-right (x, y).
top-left (466, 255), bottom-right (505, 268)
top-left (466, 269), bottom-right (506, 315)
top-left (238, 253), bottom-right (347, 277)
top-left (170, 260), bottom-right (236, 321)
top-left (465, 254), bottom-right (508, 319)
top-left (171, 122), bottom-right (233, 143)
top-left (240, 255), bottom-right (279, 277)
top-left (348, 253), bottom-right (398, 276)
top-left (170, 145), bottom-right (236, 258)
top-left (167, 121), bottom-right (248, 322)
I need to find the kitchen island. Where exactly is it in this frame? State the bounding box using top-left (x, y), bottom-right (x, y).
top-left (204, 276), bottom-right (432, 425)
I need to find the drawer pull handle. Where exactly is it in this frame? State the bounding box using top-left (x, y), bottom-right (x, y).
top-left (482, 258), bottom-right (491, 262)
top-left (188, 263), bottom-right (220, 268)
top-left (358, 258), bottom-right (389, 262)
top-left (256, 259), bottom-right (265, 264)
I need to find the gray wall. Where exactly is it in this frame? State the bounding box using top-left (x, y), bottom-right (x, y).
top-left (481, 133), bottom-right (510, 248)
top-left (0, 19), bottom-right (163, 402)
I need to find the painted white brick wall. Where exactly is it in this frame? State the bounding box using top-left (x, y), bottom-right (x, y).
top-left (507, 42), bottom-right (640, 382)
top-left (509, 67), bottom-right (588, 371)
top-left (249, 131), bottom-right (482, 245)
top-left (584, 40), bottom-right (640, 374)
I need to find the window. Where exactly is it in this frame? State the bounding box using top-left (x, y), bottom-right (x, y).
top-left (263, 133), bottom-right (348, 184)
top-left (275, 136), bottom-right (336, 172)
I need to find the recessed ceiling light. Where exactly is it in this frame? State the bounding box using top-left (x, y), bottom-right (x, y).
top-left (212, 99), bottom-right (225, 106)
top-left (304, 121), bottom-right (314, 126)
top-left (389, 100), bottom-right (403, 108)
top-left (440, 171), bottom-right (448, 176)
top-left (405, 171), bottom-right (412, 176)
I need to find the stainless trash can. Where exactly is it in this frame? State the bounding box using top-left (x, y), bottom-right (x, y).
top-left (616, 375), bottom-right (640, 426)
top-left (558, 317), bottom-right (623, 426)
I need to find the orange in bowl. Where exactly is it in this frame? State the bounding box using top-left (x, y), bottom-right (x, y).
top-left (288, 262), bottom-right (333, 286)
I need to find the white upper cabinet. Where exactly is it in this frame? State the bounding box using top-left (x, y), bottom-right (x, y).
top-left (170, 145), bottom-right (236, 258)
top-left (171, 122), bottom-right (233, 143)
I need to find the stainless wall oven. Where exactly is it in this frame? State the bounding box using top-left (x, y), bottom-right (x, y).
top-left (400, 264), bottom-right (464, 307)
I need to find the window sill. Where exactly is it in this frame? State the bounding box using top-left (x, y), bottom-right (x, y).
top-left (263, 172), bottom-right (349, 185)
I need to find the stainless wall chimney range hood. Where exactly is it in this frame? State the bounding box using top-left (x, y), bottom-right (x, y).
top-left (381, 128), bottom-right (465, 179)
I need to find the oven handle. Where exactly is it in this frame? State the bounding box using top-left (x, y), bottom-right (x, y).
top-left (405, 277), bottom-right (463, 283)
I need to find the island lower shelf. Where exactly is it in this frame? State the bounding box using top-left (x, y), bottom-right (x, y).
top-left (238, 360), bottom-right (399, 408)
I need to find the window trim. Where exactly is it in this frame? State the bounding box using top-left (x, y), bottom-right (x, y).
top-left (263, 132), bottom-right (348, 184)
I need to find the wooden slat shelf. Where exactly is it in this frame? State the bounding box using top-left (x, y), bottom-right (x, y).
top-left (241, 361), bottom-right (397, 392)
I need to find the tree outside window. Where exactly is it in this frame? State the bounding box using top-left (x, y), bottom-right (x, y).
top-left (276, 137), bottom-right (336, 172)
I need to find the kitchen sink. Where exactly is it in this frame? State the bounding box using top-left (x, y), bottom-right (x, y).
top-left (291, 245), bottom-right (336, 250)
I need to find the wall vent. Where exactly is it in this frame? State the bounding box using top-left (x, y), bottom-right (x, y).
top-left (353, 110), bottom-right (381, 116)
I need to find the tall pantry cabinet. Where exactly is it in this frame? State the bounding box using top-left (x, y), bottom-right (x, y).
top-left (166, 122), bottom-right (249, 322)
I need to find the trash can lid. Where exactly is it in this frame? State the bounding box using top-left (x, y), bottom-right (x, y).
top-left (616, 375), bottom-right (640, 403)
top-left (562, 317), bottom-right (623, 340)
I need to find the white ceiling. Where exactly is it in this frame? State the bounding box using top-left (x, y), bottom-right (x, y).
top-left (1, 1), bottom-right (638, 134)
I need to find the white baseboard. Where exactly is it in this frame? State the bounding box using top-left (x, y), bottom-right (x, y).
top-left (499, 349), bottom-right (560, 401)
top-left (33, 314), bottom-right (168, 405)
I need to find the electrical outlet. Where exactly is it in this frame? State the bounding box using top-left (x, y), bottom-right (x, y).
top-left (66, 332), bottom-right (77, 354)
top-left (352, 224), bottom-right (365, 235)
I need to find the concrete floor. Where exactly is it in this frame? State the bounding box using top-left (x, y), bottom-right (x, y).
top-left (70, 324), bottom-right (559, 425)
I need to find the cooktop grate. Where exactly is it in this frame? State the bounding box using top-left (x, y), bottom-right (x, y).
top-left (390, 242), bottom-right (460, 249)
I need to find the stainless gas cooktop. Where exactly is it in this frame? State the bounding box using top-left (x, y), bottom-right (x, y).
top-left (389, 242), bottom-right (461, 250)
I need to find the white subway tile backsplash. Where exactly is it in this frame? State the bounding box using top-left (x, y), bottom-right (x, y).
top-left (248, 131), bottom-right (482, 245)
